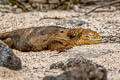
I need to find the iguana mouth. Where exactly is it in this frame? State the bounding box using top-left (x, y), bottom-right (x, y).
top-left (88, 38), bottom-right (102, 42)
top-left (87, 38), bottom-right (102, 44)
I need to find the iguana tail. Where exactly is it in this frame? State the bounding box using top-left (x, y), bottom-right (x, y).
top-left (0, 32), bottom-right (14, 47)
top-left (0, 32), bottom-right (11, 40)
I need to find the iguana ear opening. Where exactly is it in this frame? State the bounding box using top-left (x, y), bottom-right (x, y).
top-left (67, 27), bottom-right (84, 39)
top-left (67, 30), bottom-right (76, 39)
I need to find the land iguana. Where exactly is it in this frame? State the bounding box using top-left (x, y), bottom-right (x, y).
top-left (0, 26), bottom-right (102, 52)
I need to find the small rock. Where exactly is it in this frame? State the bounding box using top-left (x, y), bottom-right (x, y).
top-left (0, 40), bottom-right (22, 70)
top-left (44, 56), bottom-right (107, 80)
top-left (56, 18), bottom-right (87, 27)
top-left (73, 5), bottom-right (80, 12)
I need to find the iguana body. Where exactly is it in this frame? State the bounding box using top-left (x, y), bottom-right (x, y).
top-left (0, 26), bottom-right (101, 52)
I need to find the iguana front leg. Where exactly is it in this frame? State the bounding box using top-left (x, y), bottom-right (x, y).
top-left (47, 39), bottom-right (72, 52)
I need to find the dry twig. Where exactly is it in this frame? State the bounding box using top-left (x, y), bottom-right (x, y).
top-left (85, 0), bottom-right (120, 15)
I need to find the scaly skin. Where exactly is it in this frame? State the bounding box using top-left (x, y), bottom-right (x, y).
top-left (0, 26), bottom-right (102, 52)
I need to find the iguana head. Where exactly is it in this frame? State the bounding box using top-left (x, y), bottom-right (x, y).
top-left (78, 29), bottom-right (102, 45)
top-left (67, 27), bottom-right (102, 45)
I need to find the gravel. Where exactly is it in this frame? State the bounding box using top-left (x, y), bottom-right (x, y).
top-left (0, 4), bottom-right (120, 80)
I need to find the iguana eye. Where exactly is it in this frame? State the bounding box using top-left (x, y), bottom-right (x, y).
top-left (88, 33), bottom-right (94, 37)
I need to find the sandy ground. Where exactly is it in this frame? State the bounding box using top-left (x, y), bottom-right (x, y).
top-left (0, 5), bottom-right (120, 80)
